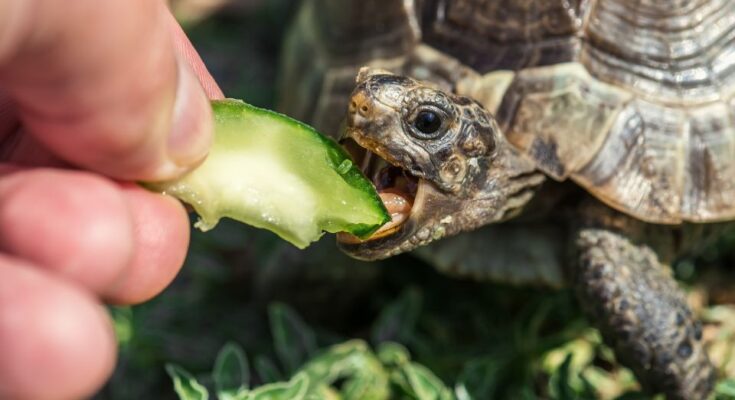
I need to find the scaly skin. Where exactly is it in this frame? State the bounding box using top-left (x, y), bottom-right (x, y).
top-left (575, 228), bottom-right (714, 399)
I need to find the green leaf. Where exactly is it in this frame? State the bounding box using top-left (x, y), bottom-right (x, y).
top-left (165, 364), bottom-right (209, 400)
top-left (341, 370), bottom-right (390, 400)
top-left (298, 340), bottom-right (390, 400)
top-left (371, 288), bottom-right (422, 344)
top-left (109, 306), bottom-right (134, 347)
top-left (254, 356), bottom-right (283, 383)
top-left (213, 342), bottom-right (249, 399)
top-left (549, 353), bottom-right (574, 400)
top-left (455, 356), bottom-right (507, 400)
top-left (376, 342), bottom-right (411, 367)
top-left (393, 362), bottom-right (454, 400)
top-left (716, 378), bottom-right (735, 399)
top-left (246, 372), bottom-right (309, 400)
top-left (511, 386), bottom-right (539, 400)
top-left (269, 303), bottom-right (317, 373)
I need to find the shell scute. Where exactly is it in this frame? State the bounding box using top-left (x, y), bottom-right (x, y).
top-left (281, 0), bottom-right (735, 223)
top-left (498, 64), bottom-right (630, 180)
top-left (573, 99), bottom-right (686, 223)
top-left (681, 102), bottom-right (735, 221)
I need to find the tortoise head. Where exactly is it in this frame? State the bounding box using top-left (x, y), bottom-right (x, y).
top-left (337, 68), bottom-right (544, 260)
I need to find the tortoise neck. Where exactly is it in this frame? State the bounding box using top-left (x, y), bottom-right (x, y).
top-left (466, 143), bottom-right (547, 225)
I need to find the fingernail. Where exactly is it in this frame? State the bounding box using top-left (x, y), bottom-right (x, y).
top-left (167, 57), bottom-right (214, 170)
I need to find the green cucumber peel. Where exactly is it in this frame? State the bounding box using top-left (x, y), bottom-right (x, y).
top-left (145, 99), bottom-right (389, 249)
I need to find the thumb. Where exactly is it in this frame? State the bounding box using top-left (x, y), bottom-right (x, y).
top-left (0, 0), bottom-right (214, 181)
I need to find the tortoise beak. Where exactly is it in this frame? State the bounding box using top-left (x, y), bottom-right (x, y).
top-left (337, 177), bottom-right (433, 260)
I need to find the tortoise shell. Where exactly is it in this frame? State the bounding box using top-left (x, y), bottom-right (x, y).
top-left (278, 0), bottom-right (735, 224)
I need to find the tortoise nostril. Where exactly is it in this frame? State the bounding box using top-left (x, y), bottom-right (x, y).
top-left (350, 90), bottom-right (372, 117)
top-left (352, 101), bottom-right (371, 117)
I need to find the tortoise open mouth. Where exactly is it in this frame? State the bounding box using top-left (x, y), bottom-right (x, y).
top-left (337, 138), bottom-right (420, 243)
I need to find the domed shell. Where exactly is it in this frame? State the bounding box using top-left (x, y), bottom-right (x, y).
top-left (279, 0), bottom-right (735, 224)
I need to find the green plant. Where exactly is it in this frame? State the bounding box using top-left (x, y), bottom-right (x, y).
top-left (166, 303), bottom-right (453, 400)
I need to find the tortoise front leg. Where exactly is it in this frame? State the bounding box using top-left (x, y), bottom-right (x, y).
top-left (573, 227), bottom-right (715, 399)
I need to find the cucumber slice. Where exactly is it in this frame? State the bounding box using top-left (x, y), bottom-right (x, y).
top-left (146, 99), bottom-right (389, 248)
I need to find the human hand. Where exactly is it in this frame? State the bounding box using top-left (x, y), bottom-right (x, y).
top-left (0, 1), bottom-right (223, 399)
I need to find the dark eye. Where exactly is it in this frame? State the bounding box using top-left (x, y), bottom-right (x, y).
top-left (413, 110), bottom-right (442, 134)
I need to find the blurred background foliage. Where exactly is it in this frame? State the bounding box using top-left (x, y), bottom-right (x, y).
top-left (94, 1), bottom-right (735, 399)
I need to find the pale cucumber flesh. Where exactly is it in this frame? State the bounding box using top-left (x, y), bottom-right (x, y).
top-left (146, 99), bottom-right (389, 248)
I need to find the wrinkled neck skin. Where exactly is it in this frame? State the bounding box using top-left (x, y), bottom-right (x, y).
top-left (472, 136), bottom-right (547, 223)
top-left (401, 146), bottom-right (541, 257)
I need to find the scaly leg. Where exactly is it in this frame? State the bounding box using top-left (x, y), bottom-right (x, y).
top-left (574, 227), bottom-right (714, 399)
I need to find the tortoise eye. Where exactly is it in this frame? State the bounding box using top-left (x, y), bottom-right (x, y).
top-left (413, 110), bottom-right (442, 135)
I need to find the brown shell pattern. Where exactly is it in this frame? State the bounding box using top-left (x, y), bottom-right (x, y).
top-left (280, 0), bottom-right (735, 224)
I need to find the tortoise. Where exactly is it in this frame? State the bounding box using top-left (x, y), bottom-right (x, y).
top-left (278, 0), bottom-right (735, 398)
